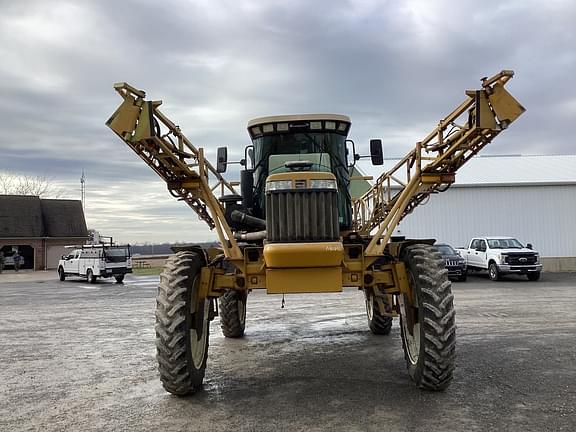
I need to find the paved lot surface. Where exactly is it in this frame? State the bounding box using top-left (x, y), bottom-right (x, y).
top-left (1, 272), bottom-right (575, 431)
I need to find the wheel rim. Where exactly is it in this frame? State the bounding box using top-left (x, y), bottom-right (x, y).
top-left (489, 265), bottom-right (496, 279)
top-left (365, 293), bottom-right (374, 321)
top-left (190, 299), bottom-right (209, 369)
top-left (401, 271), bottom-right (420, 365)
top-left (238, 297), bottom-right (246, 326)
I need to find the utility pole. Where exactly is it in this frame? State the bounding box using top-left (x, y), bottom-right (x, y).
top-left (80, 169), bottom-right (86, 212)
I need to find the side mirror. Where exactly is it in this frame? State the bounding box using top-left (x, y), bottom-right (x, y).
top-left (527, 243), bottom-right (533, 250)
top-left (247, 147), bottom-right (254, 167)
top-left (370, 139), bottom-right (383, 165)
top-left (217, 147), bottom-right (228, 173)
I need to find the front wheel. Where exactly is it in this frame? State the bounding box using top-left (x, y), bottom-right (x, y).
top-left (488, 262), bottom-right (500, 281)
top-left (527, 272), bottom-right (541, 281)
top-left (155, 251), bottom-right (210, 395)
top-left (457, 270), bottom-right (468, 282)
top-left (364, 290), bottom-right (393, 335)
top-left (115, 274), bottom-right (125, 284)
top-left (58, 267), bottom-right (66, 281)
top-left (399, 244), bottom-right (456, 391)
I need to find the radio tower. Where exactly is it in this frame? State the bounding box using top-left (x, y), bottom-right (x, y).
top-left (80, 169), bottom-right (86, 212)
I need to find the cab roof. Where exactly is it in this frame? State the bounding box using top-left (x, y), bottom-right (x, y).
top-left (247, 114), bottom-right (351, 139)
top-left (247, 114), bottom-right (350, 128)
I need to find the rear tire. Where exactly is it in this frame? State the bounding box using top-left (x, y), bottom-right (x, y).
top-left (399, 244), bottom-right (456, 391)
top-left (364, 290), bottom-right (393, 335)
top-left (115, 274), bottom-right (125, 284)
top-left (58, 267), bottom-right (66, 281)
top-left (155, 252), bottom-right (210, 395)
top-left (219, 290), bottom-right (247, 338)
top-left (527, 272), bottom-right (541, 281)
top-left (488, 262), bottom-right (500, 281)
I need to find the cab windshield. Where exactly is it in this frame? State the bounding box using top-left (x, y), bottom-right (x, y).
top-left (252, 132), bottom-right (351, 228)
top-left (487, 238), bottom-right (523, 249)
top-left (436, 245), bottom-right (456, 255)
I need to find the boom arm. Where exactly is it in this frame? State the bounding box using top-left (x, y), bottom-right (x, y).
top-left (106, 83), bottom-right (243, 260)
top-left (354, 70), bottom-right (525, 257)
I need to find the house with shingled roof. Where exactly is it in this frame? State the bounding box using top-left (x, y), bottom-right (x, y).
top-left (0, 195), bottom-right (88, 270)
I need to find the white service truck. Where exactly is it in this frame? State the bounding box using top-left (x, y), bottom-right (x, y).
top-left (456, 237), bottom-right (542, 281)
top-left (58, 245), bottom-right (132, 283)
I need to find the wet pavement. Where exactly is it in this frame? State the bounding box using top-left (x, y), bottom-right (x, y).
top-left (1, 272), bottom-right (575, 431)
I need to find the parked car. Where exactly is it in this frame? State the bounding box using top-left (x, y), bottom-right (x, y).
top-left (434, 243), bottom-right (467, 282)
top-left (456, 237), bottom-right (541, 281)
top-left (3, 252), bottom-right (24, 268)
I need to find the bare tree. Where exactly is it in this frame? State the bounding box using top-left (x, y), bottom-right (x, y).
top-left (0, 171), bottom-right (66, 198)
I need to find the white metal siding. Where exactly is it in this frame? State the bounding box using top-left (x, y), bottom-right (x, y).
top-left (396, 184), bottom-right (576, 257)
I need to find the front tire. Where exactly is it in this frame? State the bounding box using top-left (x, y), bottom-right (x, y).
top-left (527, 272), bottom-right (541, 281)
top-left (364, 290), bottom-right (393, 335)
top-left (219, 290), bottom-right (247, 338)
top-left (115, 274), bottom-right (125, 284)
top-left (155, 252), bottom-right (210, 395)
top-left (488, 262), bottom-right (500, 281)
top-left (458, 270), bottom-right (468, 282)
top-left (399, 244), bottom-right (456, 391)
top-left (58, 267), bottom-right (66, 281)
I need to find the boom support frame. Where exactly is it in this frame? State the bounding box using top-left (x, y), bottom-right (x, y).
top-left (353, 70), bottom-right (525, 258)
top-left (106, 83), bottom-right (243, 261)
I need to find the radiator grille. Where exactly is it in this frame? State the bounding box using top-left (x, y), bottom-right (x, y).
top-left (505, 254), bottom-right (537, 265)
top-left (266, 190), bottom-right (339, 242)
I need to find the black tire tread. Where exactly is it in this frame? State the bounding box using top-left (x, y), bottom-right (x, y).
top-left (219, 290), bottom-right (246, 338)
top-left (155, 252), bottom-right (207, 395)
top-left (366, 293), bottom-right (393, 335)
top-left (401, 244), bottom-right (456, 391)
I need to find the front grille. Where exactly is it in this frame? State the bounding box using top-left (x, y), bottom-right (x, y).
top-left (266, 189), bottom-right (339, 242)
top-left (445, 260), bottom-right (460, 267)
top-left (505, 254), bottom-right (537, 265)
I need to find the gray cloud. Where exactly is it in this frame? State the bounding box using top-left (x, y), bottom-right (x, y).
top-left (1, 0), bottom-right (575, 242)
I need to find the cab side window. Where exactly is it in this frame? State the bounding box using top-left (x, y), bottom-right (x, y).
top-left (479, 240), bottom-right (487, 251)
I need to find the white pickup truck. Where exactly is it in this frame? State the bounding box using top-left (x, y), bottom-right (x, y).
top-left (456, 237), bottom-right (542, 281)
top-left (58, 245), bottom-right (132, 284)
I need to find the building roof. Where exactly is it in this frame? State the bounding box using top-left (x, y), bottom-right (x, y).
top-left (41, 199), bottom-right (88, 237)
top-left (0, 195), bottom-right (87, 238)
top-left (0, 195), bottom-right (44, 238)
top-left (379, 154), bottom-right (576, 187)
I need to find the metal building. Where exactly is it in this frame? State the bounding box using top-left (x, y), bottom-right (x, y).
top-left (391, 155), bottom-right (576, 271)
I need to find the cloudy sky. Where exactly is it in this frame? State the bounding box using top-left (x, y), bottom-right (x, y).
top-left (0, 0), bottom-right (574, 243)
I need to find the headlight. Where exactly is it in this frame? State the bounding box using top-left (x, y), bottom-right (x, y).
top-left (535, 253), bottom-right (540, 264)
top-left (266, 180), bottom-right (293, 192)
top-left (499, 254), bottom-right (507, 264)
top-left (309, 179), bottom-right (337, 190)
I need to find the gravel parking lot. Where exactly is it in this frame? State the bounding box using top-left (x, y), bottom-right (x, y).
top-left (1, 272), bottom-right (575, 431)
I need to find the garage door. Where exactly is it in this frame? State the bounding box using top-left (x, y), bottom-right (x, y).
top-left (46, 245), bottom-right (68, 269)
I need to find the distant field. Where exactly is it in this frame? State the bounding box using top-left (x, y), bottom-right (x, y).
top-left (133, 266), bottom-right (163, 276)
